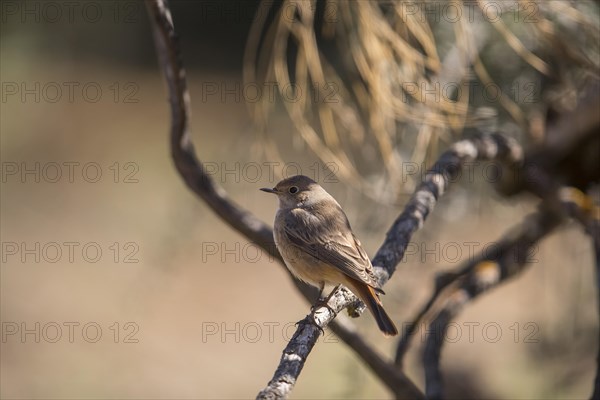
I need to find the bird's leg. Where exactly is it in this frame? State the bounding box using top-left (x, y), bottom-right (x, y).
top-left (317, 282), bottom-right (326, 302)
top-left (324, 284), bottom-right (342, 303)
top-left (308, 284), bottom-right (341, 336)
top-left (311, 282), bottom-right (327, 312)
top-left (311, 283), bottom-right (340, 316)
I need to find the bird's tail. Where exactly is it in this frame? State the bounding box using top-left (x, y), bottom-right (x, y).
top-left (350, 280), bottom-right (398, 337)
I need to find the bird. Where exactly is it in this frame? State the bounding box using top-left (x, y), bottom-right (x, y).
top-left (261, 175), bottom-right (398, 336)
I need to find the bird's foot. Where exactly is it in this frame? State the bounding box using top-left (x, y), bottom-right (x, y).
top-left (295, 316), bottom-right (325, 336)
top-left (311, 296), bottom-right (337, 316)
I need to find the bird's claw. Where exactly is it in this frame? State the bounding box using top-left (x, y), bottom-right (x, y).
top-left (295, 316), bottom-right (325, 336)
top-left (312, 297), bottom-right (337, 316)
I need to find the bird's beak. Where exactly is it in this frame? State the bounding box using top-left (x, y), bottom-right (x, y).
top-left (260, 187), bottom-right (277, 194)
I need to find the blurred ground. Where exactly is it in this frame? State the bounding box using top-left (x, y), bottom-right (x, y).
top-left (1, 2), bottom-right (598, 399)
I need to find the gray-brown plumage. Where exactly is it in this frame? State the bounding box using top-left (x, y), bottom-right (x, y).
top-left (261, 175), bottom-right (398, 336)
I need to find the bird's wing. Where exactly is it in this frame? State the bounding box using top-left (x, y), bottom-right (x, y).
top-left (282, 207), bottom-right (383, 291)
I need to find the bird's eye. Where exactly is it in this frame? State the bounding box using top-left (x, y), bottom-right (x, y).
top-left (289, 186), bottom-right (299, 194)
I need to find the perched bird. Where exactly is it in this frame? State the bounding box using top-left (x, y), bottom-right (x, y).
top-left (261, 175), bottom-right (398, 336)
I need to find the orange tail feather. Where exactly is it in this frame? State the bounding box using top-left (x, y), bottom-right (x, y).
top-left (351, 281), bottom-right (398, 336)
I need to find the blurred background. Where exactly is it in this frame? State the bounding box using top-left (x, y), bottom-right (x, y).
top-left (1, 0), bottom-right (598, 399)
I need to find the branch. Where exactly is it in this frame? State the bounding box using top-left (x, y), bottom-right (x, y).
top-left (422, 206), bottom-right (563, 399)
top-left (418, 188), bottom-right (598, 398)
top-left (145, 1), bottom-right (419, 398)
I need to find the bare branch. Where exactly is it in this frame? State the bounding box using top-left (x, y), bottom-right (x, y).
top-left (419, 186), bottom-right (599, 398)
top-left (422, 207), bottom-right (563, 399)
